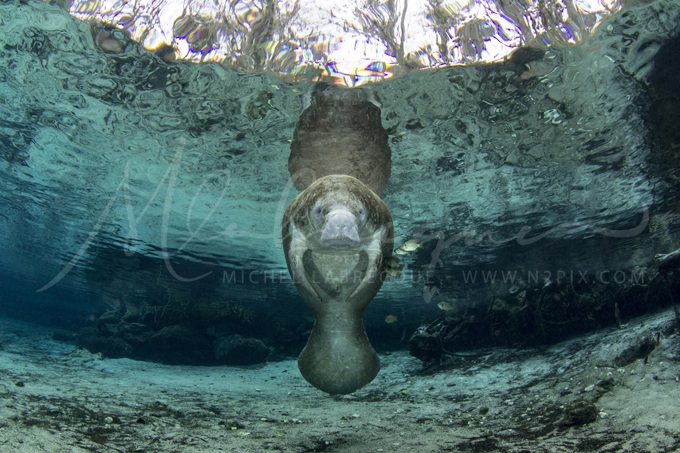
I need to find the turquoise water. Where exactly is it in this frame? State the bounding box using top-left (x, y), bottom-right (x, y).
top-left (0, 0), bottom-right (679, 366)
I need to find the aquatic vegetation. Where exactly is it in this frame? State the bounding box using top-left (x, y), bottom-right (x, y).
top-left (409, 257), bottom-right (680, 364)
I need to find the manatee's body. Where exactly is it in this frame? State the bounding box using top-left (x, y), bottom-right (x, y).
top-left (288, 87), bottom-right (391, 196)
top-left (282, 175), bottom-right (393, 394)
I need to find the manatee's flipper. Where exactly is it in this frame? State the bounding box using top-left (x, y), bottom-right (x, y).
top-left (285, 226), bottom-right (321, 305)
top-left (348, 225), bottom-right (390, 302)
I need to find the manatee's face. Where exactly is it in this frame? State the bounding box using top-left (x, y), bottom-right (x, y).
top-left (282, 174), bottom-right (393, 304)
top-left (308, 197), bottom-right (368, 250)
top-left (287, 175), bottom-right (391, 252)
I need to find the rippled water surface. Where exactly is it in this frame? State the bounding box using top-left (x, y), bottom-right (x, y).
top-left (0, 0), bottom-right (679, 332)
top-left (66, 0), bottom-right (628, 83)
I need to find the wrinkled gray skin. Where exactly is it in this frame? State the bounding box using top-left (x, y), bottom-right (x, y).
top-left (282, 175), bottom-right (393, 394)
top-left (288, 86), bottom-right (391, 196)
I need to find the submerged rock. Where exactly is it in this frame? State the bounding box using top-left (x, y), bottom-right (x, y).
top-left (214, 334), bottom-right (272, 365)
top-left (613, 334), bottom-right (659, 367)
top-left (146, 325), bottom-right (213, 365)
top-left (78, 326), bottom-right (133, 358)
top-left (560, 399), bottom-right (598, 426)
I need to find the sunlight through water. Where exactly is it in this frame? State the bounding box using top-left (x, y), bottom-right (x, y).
top-left (67, 0), bottom-right (627, 86)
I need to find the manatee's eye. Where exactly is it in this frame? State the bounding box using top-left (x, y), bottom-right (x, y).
top-left (357, 206), bottom-right (366, 222)
top-left (312, 205), bottom-right (323, 221)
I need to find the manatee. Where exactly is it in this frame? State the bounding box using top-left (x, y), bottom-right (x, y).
top-left (288, 86), bottom-right (391, 196)
top-left (282, 174), bottom-right (394, 394)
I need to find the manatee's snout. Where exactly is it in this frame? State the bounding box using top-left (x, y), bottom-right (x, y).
top-left (320, 209), bottom-right (360, 247)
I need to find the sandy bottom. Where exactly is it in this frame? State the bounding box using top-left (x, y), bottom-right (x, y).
top-left (0, 309), bottom-right (679, 452)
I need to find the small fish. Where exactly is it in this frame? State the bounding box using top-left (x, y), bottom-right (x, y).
top-left (437, 301), bottom-right (456, 312)
top-left (655, 247), bottom-right (680, 271)
top-left (395, 239), bottom-right (422, 255)
top-left (384, 256), bottom-right (404, 278)
top-left (384, 314), bottom-right (398, 324)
